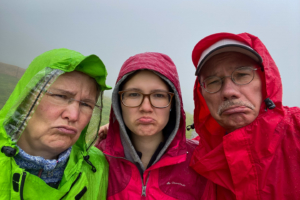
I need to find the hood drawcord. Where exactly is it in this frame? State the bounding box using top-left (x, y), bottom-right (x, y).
top-left (1, 146), bottom-right (17, 157)
top-left (264, 98), bottom-right (276, 110)
top-left (83, 155), bottom-right (96, 173)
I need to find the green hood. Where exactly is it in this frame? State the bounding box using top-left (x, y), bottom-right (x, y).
top-left (0, 48), bottom-right (111, 154)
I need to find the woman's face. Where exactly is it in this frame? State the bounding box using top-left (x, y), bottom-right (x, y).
top-left (121, 70), bottom-right (171, 137)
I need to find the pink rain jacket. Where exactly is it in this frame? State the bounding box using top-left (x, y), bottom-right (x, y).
top-left (190, 32), bottom-right (300, 200)
top-left (97, 53), bottom-right (215, 200)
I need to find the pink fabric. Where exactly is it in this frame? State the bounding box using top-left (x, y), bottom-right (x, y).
top-left (97, 52), bottom-right (216, 200)
top-left (190, 32), bottom-right (300, 200)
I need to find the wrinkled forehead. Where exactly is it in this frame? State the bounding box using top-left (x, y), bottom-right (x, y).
top-left (50, 71), bottom-right (99, 101)
top-left (199, 52), bottom-right (258, 78)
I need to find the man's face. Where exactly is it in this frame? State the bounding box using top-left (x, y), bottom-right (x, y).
top-left (18, 71), bottom-right (98, 159)
top-left (199, 52), bottom-right (263, 133)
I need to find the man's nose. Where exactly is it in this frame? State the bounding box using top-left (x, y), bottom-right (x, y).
top-left (139, 96), bottom-right (153, 112)
top-left (220, 77), bottom-right (241, 101)
top-left (61, 101), bottom-right (80, 121)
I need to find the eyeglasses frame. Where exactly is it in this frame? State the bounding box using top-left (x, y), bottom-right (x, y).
top-left (44, 90), bottom-right (102, 110)
top-left (200, 66), bottom-right (259, 94)
top-left (118, 90), bottom-right (174, 108)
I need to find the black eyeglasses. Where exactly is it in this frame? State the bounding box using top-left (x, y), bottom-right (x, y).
top-left (118, 90), bottom-right (174, 108)
top-left (200, 66), bottom-right (258, 93)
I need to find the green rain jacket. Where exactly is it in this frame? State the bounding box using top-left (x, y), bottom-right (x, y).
top-left (0, 48), bottom-right (111, 200)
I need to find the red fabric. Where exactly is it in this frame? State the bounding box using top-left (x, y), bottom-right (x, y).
top-left (190, 32), bottom-right (300, 200)
top-left (97, 52), bottom-right (216, 199)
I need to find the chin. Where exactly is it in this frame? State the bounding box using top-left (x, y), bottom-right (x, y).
top-left (47, 141), bottom-right (72, 153)
top-left (223, 118), bottom-right (255, 133)
top-left (134, 129), bottom-right (159, 136)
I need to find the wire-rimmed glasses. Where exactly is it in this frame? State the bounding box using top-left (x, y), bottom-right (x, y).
top-left (200, 66), bottom-right (258, 93)
top-left (45, 90), bottom-right (101, 115)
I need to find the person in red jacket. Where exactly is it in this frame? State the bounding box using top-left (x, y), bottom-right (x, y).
top-left (96, 52), bottom-right (215, 200)
top-left (190, 32), bottom-right (300, 200)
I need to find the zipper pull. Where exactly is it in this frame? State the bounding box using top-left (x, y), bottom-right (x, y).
top-left (142, 185), bottom-right (146, 196)
top-left (83, 155), bottom-right (97, 173)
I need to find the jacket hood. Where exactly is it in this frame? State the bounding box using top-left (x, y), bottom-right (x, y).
top-left (191, 32), bottom-right (284, 149)
top-left (103, 52), bottom-right (187, 172)
top-left (0, 48), bottom-right (111, 154)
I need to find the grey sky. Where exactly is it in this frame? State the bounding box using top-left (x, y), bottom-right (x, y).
top-left (1, 0), bottom-right (299, 113)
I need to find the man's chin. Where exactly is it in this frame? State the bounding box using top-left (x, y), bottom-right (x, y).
top-left (219, 115), bottom-right (255, 133)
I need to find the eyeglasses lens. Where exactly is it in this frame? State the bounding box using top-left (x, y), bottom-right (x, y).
top-left (121, 91), bottom-right (171, 108)
top-left (46, 92), bottom-right (95, 115)
top-left (203, 67), bottom-right (255, 93)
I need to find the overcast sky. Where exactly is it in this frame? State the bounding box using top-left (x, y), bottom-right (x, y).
top-left (1, 0), bottom-right (299, 113)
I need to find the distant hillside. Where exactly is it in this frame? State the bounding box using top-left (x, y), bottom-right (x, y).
top-left (0, 62), bottom-right (26, 79)
top-left (0, 73), bottom-right (20, 109)
top-left (0, 63), bottom-right (194, 138)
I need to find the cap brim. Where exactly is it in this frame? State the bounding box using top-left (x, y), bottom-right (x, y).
top-left (195, 44), bottom-right (263, 76)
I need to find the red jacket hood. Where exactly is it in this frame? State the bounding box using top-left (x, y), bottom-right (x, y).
top-left (103, 52), bottom-right (187, 163)
top-left (191, 32), bottom-right (284, 149)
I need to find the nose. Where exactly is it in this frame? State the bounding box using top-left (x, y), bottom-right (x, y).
top-left (220, 77), bottom-right (241, 101)
top-left (61, 101), bottom-right (80, 122)
top-left (139, 96), bottom-right (153, 112)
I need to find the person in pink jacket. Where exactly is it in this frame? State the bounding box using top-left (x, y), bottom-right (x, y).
top-left (190, 32), bottom-right (300, 200)
top-left (96, 52), bottom-right (215, 199)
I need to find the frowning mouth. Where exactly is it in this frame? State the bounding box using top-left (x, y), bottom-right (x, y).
top-left (137, 117), bottom-right (155, 124)
top-left (55, 126), bottom-right (77, 134)
top-left (221, 106), bottom-right (250, 115)
top-left (218, 100), bottom-right (255, 115)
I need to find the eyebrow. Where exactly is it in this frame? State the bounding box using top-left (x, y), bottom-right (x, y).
top-left (122, 88), bottom-right (169, 93)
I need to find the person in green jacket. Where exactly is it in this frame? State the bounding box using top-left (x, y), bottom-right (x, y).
top-left (0, 48), bottom-right (111, 199)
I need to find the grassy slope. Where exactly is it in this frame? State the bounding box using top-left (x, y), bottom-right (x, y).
top-left (0, 74), bottom-right (20, 109)
top-left (100, 96), bottom-right (112, 126)
top-left (185, 111), bottom-right (194, 139)
top-left (0, 73), bottom-right (194, 138)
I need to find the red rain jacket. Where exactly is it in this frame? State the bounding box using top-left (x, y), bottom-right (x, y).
top-left (190, 32), bottom-right (300, 200)
top-left (97, 53), bottom-right (215, 200)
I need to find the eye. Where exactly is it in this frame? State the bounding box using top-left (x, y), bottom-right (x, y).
top-left (206, 79), bottom-right (221, 86)
top-left (236, 72), bottom-right (250, 76)
top-left (80, 101), bottom-right (93, 109)
top-left (52, 93), bottom-right (68, 99)
top-left (127, 92), bottom-right (141, 98)
top-left (152, 92), bottom-right (167, 99)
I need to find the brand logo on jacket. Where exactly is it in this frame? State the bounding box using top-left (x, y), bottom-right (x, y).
top-left (166, 181), bottom-right (186, 187)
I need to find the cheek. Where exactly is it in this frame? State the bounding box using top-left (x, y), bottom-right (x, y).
top-left (202, 94), bottom-right (220, 116)
top-left (121, 106), bottom-right (133, 128)
top-left (158, 108), bottom-right (171, 127)
top-left (77, 115), bottom-right (92, 132)
top-left (248, 81), bottom-right (263, 109)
